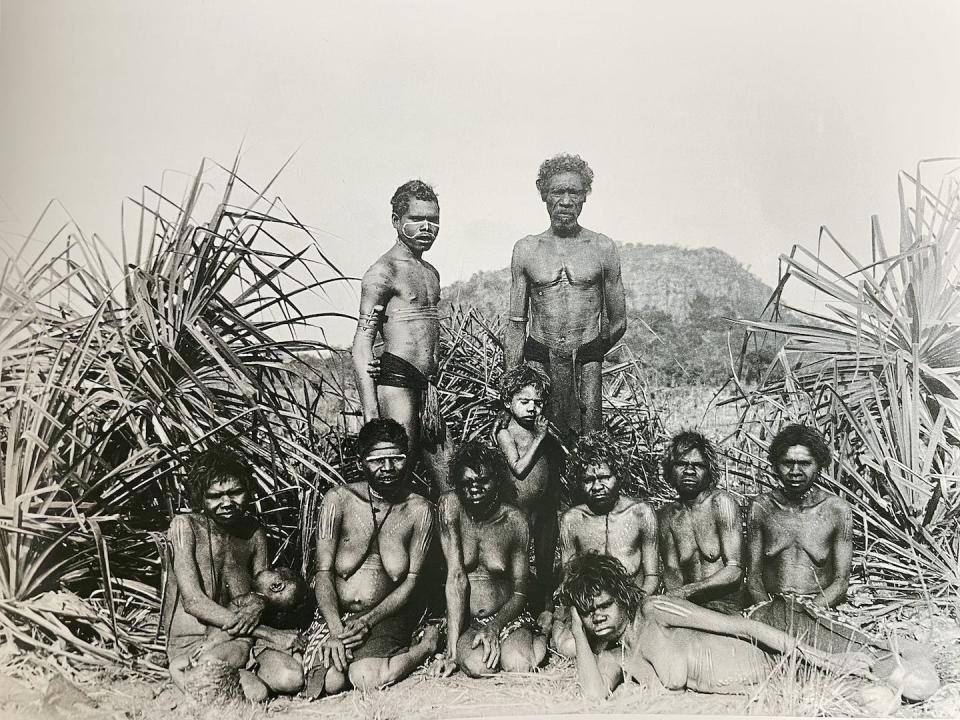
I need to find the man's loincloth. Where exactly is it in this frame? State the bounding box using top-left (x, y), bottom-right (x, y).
top-left (523, 335), bottom-right (603, 439)
top-left (301, 609), bottom-right (415, 671)
top-left (377, 351), bottom-right (444, 444)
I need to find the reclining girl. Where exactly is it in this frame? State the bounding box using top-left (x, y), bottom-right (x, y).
top-left (558, 553), bottom-right (939, 702)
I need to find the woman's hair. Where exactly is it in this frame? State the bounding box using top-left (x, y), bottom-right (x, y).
top-left (662, 430), bottom-right (720, 488)
top-left (568, 430), bottom-right (626, 486)
top-left (558, 553), bottom-right (644, 618)
top-left (449, 440), bottom-right (506, 491)
top-left (186, 444), bottom-right (252, 510)
top-left (357, 417), bottom-right (409, 459)
top-left (767, 423), bottom-right (831, 469)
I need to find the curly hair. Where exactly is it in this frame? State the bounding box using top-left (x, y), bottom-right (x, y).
top-left (535, 153), bottom-right (595, 200)
top-left (357, 418), bottom-right (409, 460)
top-left (498, 363), bottom-right (551, 404)
top-left (767, 424), bottom-right (831, 470)
top-left (449, 440), bottom-right (507, 492)
top-left (390, 179), bottom-right (438, 219)
top-left (663, 430), bottom-right (720, 488)
top-left (559, 553), bottom-right (644, 618)
top-left (186, 444), bottom-right (253, 511)
top-left (568, 430), bottom-right (626, 486)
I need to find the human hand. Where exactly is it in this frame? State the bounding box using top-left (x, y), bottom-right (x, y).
top-left (429, 655), bottom-right (458, 678)
top-left (224, 594), bottom-right (265, 636)
top-left (534, 415), bottom-right (549, 439)
top-left (338, 616), bottom-right (371, 649)
top-left (570, 607), bottom-right (585, 637)
top-left (536, 610), bottom-right (555, 636)
top-left (321, 637), bottom-right (352, 672)
top-left (367, 356), bottom-right (381, 382)
top-left (472, 624), bottom-right (502, 670)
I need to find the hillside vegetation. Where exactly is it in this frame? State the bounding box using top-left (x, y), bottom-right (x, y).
top-left (442, 243), bottom-right (777, 384)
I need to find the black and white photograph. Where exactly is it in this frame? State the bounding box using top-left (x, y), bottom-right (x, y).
top-left (0, 1), bottom-right (958, 718)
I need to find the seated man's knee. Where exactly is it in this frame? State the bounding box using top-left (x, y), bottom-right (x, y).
top-left (348, 658), bottom-right (389, 692)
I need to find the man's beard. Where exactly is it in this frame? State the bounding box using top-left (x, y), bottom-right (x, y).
top-left (552, 216), bottom-right (580, 237)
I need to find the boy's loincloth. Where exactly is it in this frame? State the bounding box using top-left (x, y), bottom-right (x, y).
top-left (522, 335), bottom-right (603, 438)
top-left (301, 609), bottom-right (416, 671)
top-left (377, 351), bottom-right (444, 444)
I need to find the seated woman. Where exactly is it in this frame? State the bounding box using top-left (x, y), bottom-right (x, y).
top-left (558, 554), bottom-right (939, 702)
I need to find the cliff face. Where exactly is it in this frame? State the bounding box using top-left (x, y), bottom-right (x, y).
top-left (441, 243), bottom-right (778, 385)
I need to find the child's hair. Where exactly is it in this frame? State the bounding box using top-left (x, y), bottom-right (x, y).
top-left (186, 444), bottom-right (253, 511)
top-left (498, 363), bottom-right (551, 404)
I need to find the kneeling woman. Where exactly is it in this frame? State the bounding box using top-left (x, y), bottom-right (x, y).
top-left (560, 554), bottom-right (938, 701)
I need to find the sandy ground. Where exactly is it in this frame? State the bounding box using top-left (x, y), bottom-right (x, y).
top-left (3, 638), bottom-right (960, 720)
top-left (2, 609), bottom-right (959, 720)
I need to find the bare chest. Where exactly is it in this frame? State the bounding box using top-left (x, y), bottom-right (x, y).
top-left (338, 508), bottom-right (412, 579)
top-left (761, 508), bottom-right (835, 564)
top-left (386, 263), bottom-right (440, 309)
top-left (460, 518), bottom-right (514, 575)
top-left (668, 506), bottom-right (724, 562)
top-left (525, 240), bottom-right (604, 287)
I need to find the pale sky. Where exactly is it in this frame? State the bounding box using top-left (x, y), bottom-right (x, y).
top-left (2, 1), bottom-right (958, 346)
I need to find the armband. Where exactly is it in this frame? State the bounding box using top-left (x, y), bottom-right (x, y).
top-left (316, 566), bottom-right (332, 573)
top-left (724, 560), bottom-right (741, 568)
top-left (508, 315), bottom-right (528, 323)
top-left (357, 309), bottom-right (383, 331)
top-left (512, 591), bottom-right (527, 597)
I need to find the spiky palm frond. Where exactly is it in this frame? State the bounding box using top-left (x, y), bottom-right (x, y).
top-left (732, 160), bottom-right (960, 611)
top-left (0, 157), bottom-right (352, 669)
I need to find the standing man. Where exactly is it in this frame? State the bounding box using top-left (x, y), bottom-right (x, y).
top-left (658, 431), bottom-right (744, 613)
top-left (352, 180), bottom-right (448, 493)
top-left (505, 153), bottom-right (627, 441)
top-left (433, 441), bottom-right (547, 678)
top-left (746, 424), bottom-right (852, 608)
top-left (302, 419), bottom-right (438, 696)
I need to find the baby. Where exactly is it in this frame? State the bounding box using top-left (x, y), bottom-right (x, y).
top-left (170, 567), bottom-right (306, 699)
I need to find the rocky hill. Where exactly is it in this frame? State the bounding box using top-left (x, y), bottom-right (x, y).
top-left (441, 243), bottom-right (778, 385)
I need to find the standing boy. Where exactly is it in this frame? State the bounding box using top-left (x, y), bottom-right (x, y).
top-left (494, 363), bottom-right (561, 609)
